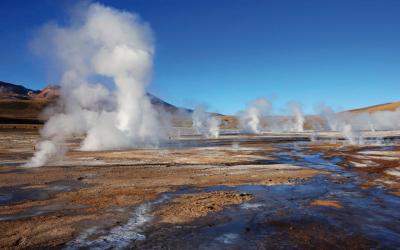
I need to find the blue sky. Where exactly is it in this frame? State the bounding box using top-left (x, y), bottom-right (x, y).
top-left (1, 0), bottom-right (399, 115)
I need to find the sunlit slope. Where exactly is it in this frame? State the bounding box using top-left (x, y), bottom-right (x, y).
top-left (348, 102), bottom-right (400, 113)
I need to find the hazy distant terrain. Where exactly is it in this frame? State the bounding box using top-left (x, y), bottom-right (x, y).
top-left (0, 81), bottom-right (192, 124)
top-left (1, 80), bottom-right (398, 130)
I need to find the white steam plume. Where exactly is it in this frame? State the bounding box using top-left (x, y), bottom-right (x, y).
top-left (317, 104), bottom-right (341, 131)
top-left (25, 3), bottom-right (167, 167)
top-left (316, 104), bottom-right (364, 144)
top-left (238, 98), bottom-right (271, 133)
top-left (275, 102), bottom-right (305, 132)
top-left (350, 108), bottom-right (400, 131)
top-left (192, 106), bottom-right (221, 138)
top-left (291, 102), bottom-right (305, 132)
top-left (315, 105), bottom-right (400, 145)
top-left (341, 123), bottom-right (356, 145)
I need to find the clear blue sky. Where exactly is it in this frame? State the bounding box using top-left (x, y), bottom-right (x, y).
top-left (1, 0), bottom-right (399, 115)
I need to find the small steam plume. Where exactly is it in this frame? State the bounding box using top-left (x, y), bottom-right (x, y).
top-left (343, 108), bottom-right (400, 144)
top-left (238, 98), bottom-right (271, 133)
top-left (315, 105), bottom-right (359, 144)
top-left (350, 108), bottom-right (400, 131)
top-left (192, 106), bottom-right (221, 138)
top-left (317, 106), bottom-right (400, 145)
top-left (317, 104), bottom-right (341, 131)
top-left (276, 102), bottom-right (305, 132)
top-left (291, 102), bottom-right (305, 132)
top-left (340, 123), bottom-right (356, 145)
top-left (25, 3), bottom-right (167, 167)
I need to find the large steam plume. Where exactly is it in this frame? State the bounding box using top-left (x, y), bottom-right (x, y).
top-left (25, 3), bottom-right (166, 167)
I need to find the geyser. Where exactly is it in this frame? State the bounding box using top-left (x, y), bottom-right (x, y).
top-left (25, 3), bottom-right (166, 167)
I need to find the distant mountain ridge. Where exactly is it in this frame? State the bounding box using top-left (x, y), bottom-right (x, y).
top-left (0, 80), bottom-right (191, 124)
top-left (0, 81), bottom-right (60, 100)
top-left (0, 81), bottom-right (40, 100)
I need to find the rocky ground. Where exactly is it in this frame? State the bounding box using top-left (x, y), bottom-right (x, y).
top-left (0, 129), bottom-right (400, 249)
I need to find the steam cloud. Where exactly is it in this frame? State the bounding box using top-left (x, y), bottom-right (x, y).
top-left (192, 106), bottom-right (221, 138)
top-left (25, 3), bottom-right (166, 167)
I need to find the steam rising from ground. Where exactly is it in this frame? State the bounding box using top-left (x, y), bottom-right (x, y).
top-left (316, 105), bottom-right (400, 144)
top-left (350, 109), bottom-right (400, 131)
top-left (238, 97), bottom-right (400, 145)
top-left (192, 106), bottom-right (221, 138)
top-left (238, 99), bottom-right (305, 133)
top-left (25, 3), bottom-right (166, 167)
top-left (272, 102), bottom-right (305, 132)
top-left (22, 3), bottom-right (400, 167)
top-left (291, 103), bottom-right (305, 132)
top-left (238, 98), bottom-right (271, 133)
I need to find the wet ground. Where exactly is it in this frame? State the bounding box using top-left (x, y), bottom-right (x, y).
top-left (132, 144), bottom-right (400, 249)
top-left (0, 130), bottom-right (400, 249)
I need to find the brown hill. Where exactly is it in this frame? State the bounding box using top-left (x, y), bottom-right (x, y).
top-left (348, 102), bottom-right (400, 113)
top-left (0, 81), bottom-right (40, 100)
top-left (0, 81), bottom-right (191, 124)
top-left (0, 81), bottom-right (54, 124)
top-left (30, 85), bottom-right (60, 100)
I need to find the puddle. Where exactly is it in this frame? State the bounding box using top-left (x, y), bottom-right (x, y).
top-left (0, 180), bottom-right (88, 206)
top-left (0, 179), bottom-right (90, 222)
top-left (0, 186), bottom-right (49, 205)
top-left (270, 151), bottom-right (342, 171)
top-left (359, 145), bottom-right (396, 152)
top-left (261, 143), bottom-right (343, 172)
top-left (161, 137), bottom-right (310, 149)
top-left (0, 203), bottom-right (87, 221)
